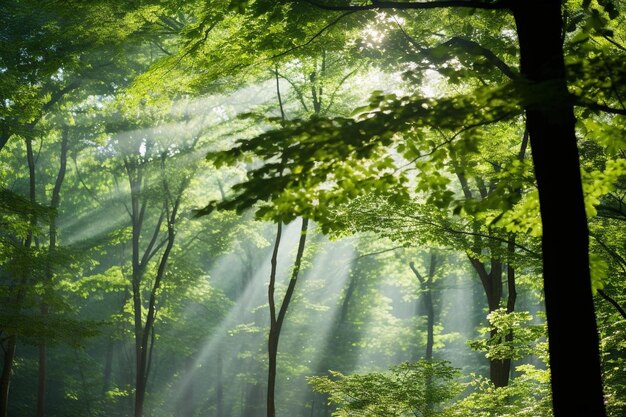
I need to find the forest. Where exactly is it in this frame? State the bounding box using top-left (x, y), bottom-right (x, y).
top-left (1, 0), bottom-right (626, 416)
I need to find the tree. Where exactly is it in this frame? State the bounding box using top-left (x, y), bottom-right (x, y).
top-left (104, 107), bottom-right (202, 416)
top-left (203, 1), bottom-right (624, 414)
top-left (2, 0), bottom-right (626, 415)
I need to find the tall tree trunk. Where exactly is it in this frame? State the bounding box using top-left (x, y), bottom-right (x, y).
top-left (267, 218), bottom-right (309, 417)
top-left (133, 357), bottom-right (145, 416)
top-left (0, 126), bottom-right (10, 154)
top-left (489, 254), bottom-right (516, 388)
top-left (0, 135), bottom-right (39, 416)
top-left (513, 2), bottom-right (605, 416)
top-left (452, 150), bottom-right (514, 387)
top-left (424, 254), bottom-right (436, 361)
top-left (125, 157), bottom-right (144, 417)
top-left (409, 252), bottom-right (438, 417)
top-left (267, 222), bottom-right (284, 417)
top-left (36, 125), bottom-right (69, 417)
top-left (501, 239), bottom-right (517, 382)
top-left (467, 255), bottom-right (511, 387)
top-left (408, 253), bottom-right (437, 361)
top-left (128, 153), bottom-right (187, 417)
top-left (0, 338), bottom-right (16, 417)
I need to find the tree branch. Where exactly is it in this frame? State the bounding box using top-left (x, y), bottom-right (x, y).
top-left (272, 11), bottom-right (356, 59)
top-left (355, 245), bottom-right (405, 259)
top-left (601, 34), bottom-right (626, 53)
top-left (268, 223), bottom-right (283, 326)
top-left (597, 289), bottom-right (626, 321)
top-left (575, 98), bottom-right (626, 115)
top-left (409, 261), bottom-right (426, 284)
top-left (276, 71), bottom-right (310, 112)
top-left (301, 0), bottom-right (510, 11)
top-left (276, 218), bottom-right (309, 331)
top-left (403, 213), bottom-right (540, 257)
top-left (440, 36), bottom-right (518, 80)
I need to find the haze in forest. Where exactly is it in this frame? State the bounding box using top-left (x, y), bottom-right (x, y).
top-left (1, 1), bottom-right (625, 417)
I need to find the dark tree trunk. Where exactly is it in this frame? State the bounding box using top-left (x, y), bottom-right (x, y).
top-left (424, 254), bottom-right (436, 361)
top-left (489, 358), bottom-right (510, 388)
top-left (0, 337), bottom-right (16, 417)
top-left (36, 125), bottom-right (69, 417)
top-left (267, 218), bottom-right (309, 417)
top-left (452, 149), bottom-right (515, 387)
top-left (125, 152), bottom-right (186, 417)
top-left (513, 2), bottom-right (606, 415)
top-left (134, 371), bottom-right (146, 417)
top-left (0, 135), bottom-right (38, 415)
top-left (266, 223), bottom-right (282, 417)
top-left (490, 256), bottom-right (516, 388)
top-left (126, 158), bottom-right (145, 417)
top-left (0, 129), bottom-right (9, 154)
top-left (408, 253), bottom-right (437, 361)
top-left (409, 252), bottom-right (439, 417)
top-left (468, 255), bottom-right (511, 387)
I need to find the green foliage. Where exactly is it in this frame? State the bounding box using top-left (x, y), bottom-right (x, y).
top-left (468, 309), bottom-right (545, 361)
top-left (199, 82), bottom-right (523, 224)
top-left (450, 365), bottom-right (552, 417)
top-left (2, 0), bottom-right (626, 415)
top-left (309, 360), bottom-right (461, 417)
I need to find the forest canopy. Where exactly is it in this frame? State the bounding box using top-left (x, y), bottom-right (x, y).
top-left (1, 1), bottom-right (626, 417)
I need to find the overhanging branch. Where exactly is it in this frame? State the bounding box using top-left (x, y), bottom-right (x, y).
top-left (301, 0), bottom-right (511, 11)
top-left (272, 11), bottom-right (356, 59)
top-left (574, 99), bottom-right (626, 116)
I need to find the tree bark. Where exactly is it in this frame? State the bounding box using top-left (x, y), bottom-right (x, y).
top-left (0, 337), bottom-right (16, 417)
top-left (513, 2), bottom-right (606, 415)
top-left (266, 222), bottom-right (282, 417)
top-left (452, 146), bottom-right (514, 387)
top-left (409, 253), bottom-right (438, 417)
top-left (129, 156), bottom-right (186, 417)
top-left (36, 125), bottom-right (69, 417)
top-left (408, 253), bottom-right (437, 361)
top-left (467, 254), bottom-right (511, 387)
top-left (267, 218), bottom-right (309, 417)
top-left (302, 0), bottom-right (606, 413)
top-left (128, 159), bottom-right (146, 417)
top-left (0, 134), bottom-right (39, 416)
top-left (0, 126), bottom-right (9, 155)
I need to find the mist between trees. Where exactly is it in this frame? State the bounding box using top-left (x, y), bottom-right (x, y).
top-left (1, 1), bottom-right (626, 416)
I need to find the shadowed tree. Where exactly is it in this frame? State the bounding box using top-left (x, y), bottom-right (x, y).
top-left (201, 1), bottom-right (611, 415)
